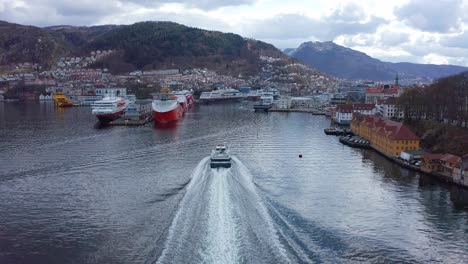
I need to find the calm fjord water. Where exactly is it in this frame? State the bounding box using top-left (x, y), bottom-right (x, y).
top-left (0, 102), bottom-right (467, 264)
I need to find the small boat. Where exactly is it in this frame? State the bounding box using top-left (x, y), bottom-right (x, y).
top-left (210, 144), bottom-right (232, 168)
top-left (324, 127), bottom-right (345, 135)
top-left (339, 136), bottom-right (371, 149)
top-left (324, 127), bottom-right (338, 135)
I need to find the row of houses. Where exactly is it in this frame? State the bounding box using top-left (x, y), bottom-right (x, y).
top-left (274, 96), bottom-right (323, 109)
top-left (334, 104), bottom-right (376, 124)
top-left (333, 97), bottom-right (405, 125)
top-left (421, 153), bottom-right (468, 187)
top-left (351, 113), bottom-right (468, 187)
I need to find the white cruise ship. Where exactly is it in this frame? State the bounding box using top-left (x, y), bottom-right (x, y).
top-left (199, 88), bottom-right (243, 103)
top-left (91, 94), bottom-right (128, 122)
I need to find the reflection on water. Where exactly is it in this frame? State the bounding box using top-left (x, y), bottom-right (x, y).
top-left (0, 102), bottom-right (467, 264)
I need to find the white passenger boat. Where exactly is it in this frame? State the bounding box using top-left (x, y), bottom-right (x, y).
top-left (210, 144), bottom-right (232, 168)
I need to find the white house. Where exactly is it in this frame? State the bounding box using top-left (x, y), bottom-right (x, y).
top-left (334, 103), bottom-right (376, 125)
top-left (377, 97), bottom-right (404, 119)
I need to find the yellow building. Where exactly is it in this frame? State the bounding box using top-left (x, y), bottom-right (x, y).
top-left (351, 114), bottom-right (420, 157)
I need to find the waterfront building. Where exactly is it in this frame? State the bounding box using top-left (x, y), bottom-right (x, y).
top-left (461, 154), bottom-right (468, 185)
top-left (77, 95), bottom-right (103, 105)
top-left (290, 97), bottom-right (321, 109)
top-left (376, 97), bottom-right (404, 119)
top-left (335, 104), bottom-right (353, 124)
top-left (96, 87), bottom-right (127, 97)
top-left (334, 103), bottom-right (376, 125)
top-left (124, 100), bottom-right (152, 121)
top-left (275, 97), bottom-right (291, 109)
top-left (330, 93), bottom-right (347, 105)
top-left (421, 153), bottom-right (468, 187)
top-left (420, 154), bottom-right (444, 173)
top-left (440, 154), bottom-right (462, 177)
top-left (365, 84), bottom-right (403, 104)
top-left (351, 114), bottom-right (420, 157)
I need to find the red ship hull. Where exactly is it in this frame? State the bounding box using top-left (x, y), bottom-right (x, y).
top-left (153, 107), bottom-right (183, 123)
top-left (186, 95), bottom-right (194, 107)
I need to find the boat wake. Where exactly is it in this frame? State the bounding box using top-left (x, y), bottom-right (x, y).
top-left (156, 157), bottom-right (290, 264)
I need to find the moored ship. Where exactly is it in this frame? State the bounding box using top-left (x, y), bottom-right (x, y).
top-left (152, 88), bottom-right (184, 123)
top-left (253, 93), bottom-right (274, 111)
top-left (199, 88), bottom-right (243, 103)
top-left (53, 91), bottom-right (74, 107)
top-left (245, 88), bottom-right (280, 100)
top-left (172, 90), bottom-right (194, 108)
top-left (92, 94), bottom-right (128, 122)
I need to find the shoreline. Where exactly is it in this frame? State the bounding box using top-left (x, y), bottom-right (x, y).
top-left (341, 138), bottom-right (467, 189)
top-left (268, 108), bottom-right (326, 114)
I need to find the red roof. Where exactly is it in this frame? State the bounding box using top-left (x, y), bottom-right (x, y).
top-left (337, 104), bottom-right (375, 113)
top-left (421, 154), bottom-right (444, 160)
top-left (353, 103), bottom-right (375, 110)
top-left (366, 84), bottom-right (402, 94)
top-left (383, 97), bottom-right (397, 105)
top-left (354, 113), bottom-right (419, 140)
top-left (440, 154), bottom-right (461, 164)
top-left (336, 104), bottom-right (353, 113)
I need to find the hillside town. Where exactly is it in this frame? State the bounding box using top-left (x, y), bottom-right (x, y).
top-left (0, 51), bottom-right (338, 103)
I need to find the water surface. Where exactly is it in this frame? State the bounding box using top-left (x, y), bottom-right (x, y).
top-left (0, 102), bottom-right (467, 263)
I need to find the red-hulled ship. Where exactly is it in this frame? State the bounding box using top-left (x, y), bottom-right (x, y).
top-left (92, 94), bottom-right (128, 122)
top-left (152, 88), bottom-right (184, 123)
top-left (172, 90), bottom-right (194, 108)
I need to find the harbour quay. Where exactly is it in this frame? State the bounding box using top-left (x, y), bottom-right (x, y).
top-left (340, 113), bottom-right (468, 188)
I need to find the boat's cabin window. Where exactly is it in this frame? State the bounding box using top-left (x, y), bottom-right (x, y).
top-left (216, 146), bottom-right (225, 152)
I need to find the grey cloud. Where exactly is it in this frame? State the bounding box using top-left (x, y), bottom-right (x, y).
top-left (379, 30), bottom-right (410, 46)
top-left (125, 0), bottom-right (256, 10)
top-left (328, 2), bottom-right (366, 23)
top-left (0, 0), bottom-right (255, 27)
top-left (54, 0), bottom-right (120, 17)
top-left (441, 31), bottom-right (468, 48)
top-left (376, 54), bottom-right (421, 64)
top-left (0, 0), bottom-right (118, 26)
top-left (245, 12), bottom-right (386, 41)
top-left (402, 40), bottom-right (468, 59)
top-left (184, 0), bottom-right (255, 9)
top-left (394, 0), bottom-right (463, 33)
top-left (340, 34), bottom-right (376, 47)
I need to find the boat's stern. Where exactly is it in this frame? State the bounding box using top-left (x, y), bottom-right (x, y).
top-left (210, 144), bottom-right (231, 168)
top-left (210, 157), bottom-right (232, 168)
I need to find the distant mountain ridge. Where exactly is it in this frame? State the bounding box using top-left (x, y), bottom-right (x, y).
top-left (287, 41), bottom-right (468, 81)
top-left (0, 20), bottom-right (290, 77)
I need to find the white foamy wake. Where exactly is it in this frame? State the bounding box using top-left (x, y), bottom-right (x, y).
top-left (156, 157), bottom-right (290, 264)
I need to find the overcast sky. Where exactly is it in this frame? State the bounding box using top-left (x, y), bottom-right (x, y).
top-left (1, 0), bottom-right (468, 66)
